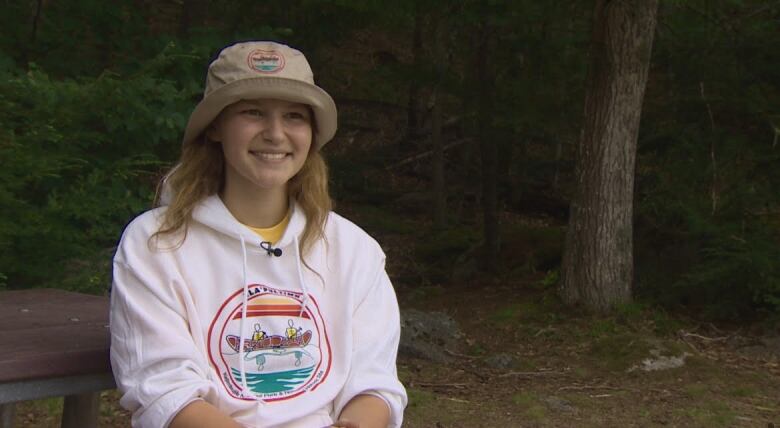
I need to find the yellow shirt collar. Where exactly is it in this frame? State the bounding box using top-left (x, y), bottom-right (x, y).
top-left (243, 209), bottom-right (292, 244)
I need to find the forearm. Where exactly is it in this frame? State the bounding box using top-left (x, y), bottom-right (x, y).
top-left (337, 394), bottom-right (391, 428)
top-left (169, 400), bottom-right (242, 428)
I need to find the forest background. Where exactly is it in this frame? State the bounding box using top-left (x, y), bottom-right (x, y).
top-left (1, 0), bottom-right (779, 323)
top-left (2, 1), bottom-right (780, 426)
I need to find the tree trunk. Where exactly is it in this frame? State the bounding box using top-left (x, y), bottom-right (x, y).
top-left (476, 16), bottom-right (499, 273)
top-left (30, 0), bottom-right (44, 45)
top-left (431, 92), bottom-right (446, 228)
top-left (431, 13), bottom-right (447, 229)
top-left (22, 0), bottom-right (45, 66)
top-left (180, 0), bottom-right (210, 38)
top-left (404, 3), bottom-right (424, 150)
top-left (179, 0), bottom-right (194, 38)
top-left (560, 0), bottom-right (658, 311)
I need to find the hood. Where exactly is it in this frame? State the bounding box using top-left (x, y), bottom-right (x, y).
top-left (159, 175), bottom-right (305, 249)
top-left (191, 195), bottom-right (306, 250)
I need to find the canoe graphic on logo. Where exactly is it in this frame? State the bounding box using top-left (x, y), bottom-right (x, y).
top-left (208, 284), bottom-right (331, 401)
top-left (247, 49), bottom-right (285, 73)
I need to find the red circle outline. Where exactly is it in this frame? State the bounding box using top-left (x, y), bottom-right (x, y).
top-left (246, 49), bottom-right (286, 74)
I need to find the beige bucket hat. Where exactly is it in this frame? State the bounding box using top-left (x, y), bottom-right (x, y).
top-left (182, 41), bottom-right (337, 149)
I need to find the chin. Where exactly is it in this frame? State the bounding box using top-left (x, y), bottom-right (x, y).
top-left (249, 177), bottom-right (291, 191)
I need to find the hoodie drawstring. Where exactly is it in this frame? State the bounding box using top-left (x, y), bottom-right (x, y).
top-left (238, 234), bottom-right (251, 396)
top-left (236, 234), bottom-right (310, 407)
top-left (238, 234), bottom-right (265, 426)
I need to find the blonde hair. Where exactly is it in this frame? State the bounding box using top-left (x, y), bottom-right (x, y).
top-left (151, 112), bottom-right (331, 257)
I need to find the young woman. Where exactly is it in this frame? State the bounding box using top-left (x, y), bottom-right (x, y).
top-left (110, 41), bottom-right (407, 428)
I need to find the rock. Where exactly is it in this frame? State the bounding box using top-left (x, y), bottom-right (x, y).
top-left (451, 245), bottom-right (482, 282)
top-left (737, 336), bottom-right (780, 360)
top-left (543, 396), bottom-right (577, 413)
top-left (399, 309), bottom-right (464, 362)
top-left (628, 350), bottom-right (690, 372)
top-left (484, 353), bottom-right (515, 370)
top-left (762, 336), bottom-right (780, 356)
top-left (451, 256), bottom-right (479, 282)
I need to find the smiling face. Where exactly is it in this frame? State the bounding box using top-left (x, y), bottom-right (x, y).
top-left (208, 99), bottom-right (313, 197)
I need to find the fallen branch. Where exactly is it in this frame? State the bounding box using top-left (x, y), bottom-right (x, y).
top-left (444, 348), bottom-right (478, 360)
top-left (558, 384), bottom-right (625, 392)
top-left (498, 370), bottom-right (563, 378)
top-left (534, 326), bottom-right (557, 337)
top-left (442, 396), bottom-right (471, 404)
top-left (386, 138), bottom-right (472, 170)
top-left (679, 336), bottom-right (700, 353)
top-left (416, 382), bottom-right (469, 389)
top-left (679, 331), bottom-right (729, 342)
top-left (750, 404), bottom-right (779, 413)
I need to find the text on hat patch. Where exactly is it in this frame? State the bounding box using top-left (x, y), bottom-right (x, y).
top-left (247, 50), bottom-right (285, 73)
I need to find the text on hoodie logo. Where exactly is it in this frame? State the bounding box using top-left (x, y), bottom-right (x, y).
top-left (207, 284), bottom-right (332, 401)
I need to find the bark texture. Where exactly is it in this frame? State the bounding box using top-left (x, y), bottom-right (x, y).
top-left (432, 93), bottom-right (446, 228)
top-left (476, 16), bottom-right (499, 272)
top-left (405, 5), bottom-right (425, 148)
top-left (561, 0), bottom-right (659, 311)
top-left (431, 14), bottom-right (447, 229)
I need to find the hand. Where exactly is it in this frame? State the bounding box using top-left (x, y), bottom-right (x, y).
top-left (330, 420), bottom-right (360, 428)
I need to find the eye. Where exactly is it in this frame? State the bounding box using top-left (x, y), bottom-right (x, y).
top-left (285, 111), bottom-right (309, 121)
top-left (242, 109), bottom-right (264, 117)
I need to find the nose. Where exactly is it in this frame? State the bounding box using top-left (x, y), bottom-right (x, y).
top-left (261, 114), bottom-right (285, 143)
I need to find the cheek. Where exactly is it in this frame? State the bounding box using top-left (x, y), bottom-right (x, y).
top-left (297, 129), bottom-right (314, 151)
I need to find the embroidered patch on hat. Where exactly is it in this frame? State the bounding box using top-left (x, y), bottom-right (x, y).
top-left (247, 49), bottom-right (285, 73)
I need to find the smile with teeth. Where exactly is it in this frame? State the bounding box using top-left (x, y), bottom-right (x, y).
top-left (249, 151), bottom-right (289, 161)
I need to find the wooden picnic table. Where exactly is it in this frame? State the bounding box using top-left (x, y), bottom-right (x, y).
top-left (0, 288), bottom-right (115, 428)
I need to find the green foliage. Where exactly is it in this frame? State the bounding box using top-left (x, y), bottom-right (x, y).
top-left (491, 304), bottom-right (521, 323)
top-left (405, 388), bottom-right (435, 409)
top-left (538, 270), bottom-right (559, 289)
top-left (677, 228), bottom-right (780, 317)
top-left (329, 149), bottom-right (401, 204)
top-left (0, 48), bottom-right (197, 293)
top-left (415, 227), bottom-right (479, 263)
top-left (467, 343), bottom-right (487, 356)
top-left (633, 0), bottom-right (780, 319)
top-left (491, 302), bottom-right (545, 324)
top-left (349, 205), bottom-right (416, 235)
top-left (675, 402), bottom-right (737, 428)
top-left (587, 332), bottom-right (654, 372)
top-left (0, 1), bottom-right (327, 294)
top-left (502, 224), bottom-right (564, 274)
top-left (511, 392), bottom-right (547, 421)
top-left (0, 0), bottom-right (777, 323)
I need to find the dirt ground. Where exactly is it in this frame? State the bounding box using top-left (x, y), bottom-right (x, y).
top-left (396, 281), bottom-right (780, 428)
top-left (11, 279), bottom-right (779, 428)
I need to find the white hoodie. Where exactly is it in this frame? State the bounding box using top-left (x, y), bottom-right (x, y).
top-left (110, 195), bottom-right (407, 427)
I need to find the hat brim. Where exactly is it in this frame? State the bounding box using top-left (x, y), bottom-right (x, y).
top-left (182, 76), bottom-right (337, 150)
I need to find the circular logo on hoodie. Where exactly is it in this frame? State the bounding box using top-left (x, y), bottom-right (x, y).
top-left (247, 49), bottom-right (285, 73)
top-left (208, 284), bottom-right (331, 401)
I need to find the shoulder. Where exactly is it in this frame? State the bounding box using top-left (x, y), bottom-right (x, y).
top-left (324, 211), bottom-right (384, 258)
top-left (114, 207), bottom-right (171, 263)
top-left (119, 207), bottom-right (167, 243)
top-left (322, 212), bottom-right (396, 303)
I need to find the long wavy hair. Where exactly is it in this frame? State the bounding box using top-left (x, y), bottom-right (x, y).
top-left (150, 111), bottom-right (331, 258)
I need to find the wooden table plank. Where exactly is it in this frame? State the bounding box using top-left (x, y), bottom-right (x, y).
top-left (0, 289), bottom-right (110, 383)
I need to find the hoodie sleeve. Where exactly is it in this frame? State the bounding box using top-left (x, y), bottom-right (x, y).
top-left (110, 232), bottom-right (217, 428)
top-left (332, 263), bottom-right (408, 427)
